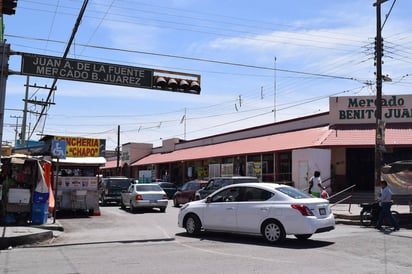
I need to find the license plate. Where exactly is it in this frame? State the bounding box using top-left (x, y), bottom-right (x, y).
top-left (150, 200), bottom-right (157, 203)
top-left (319, 208), bottom-right (326, 215)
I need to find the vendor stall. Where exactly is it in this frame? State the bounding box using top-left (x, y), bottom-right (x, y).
top-left (0, 155), bottom-right (50, 225)
top-left (53, 157), bottom-right (106, 215)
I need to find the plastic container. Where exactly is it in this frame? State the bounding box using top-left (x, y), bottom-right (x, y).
top-left (31, 202), bottom-right (49, 225)
top-left (33, 191), bottom-right (50, 203)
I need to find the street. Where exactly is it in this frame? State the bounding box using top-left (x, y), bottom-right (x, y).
top-left (1, 201), bottom-right (412, 274)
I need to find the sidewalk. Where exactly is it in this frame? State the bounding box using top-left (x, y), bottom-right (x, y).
top-left (1, 204), bottom-right (411, 250)
top-left (0, 217), bottom-right (64, 250)
top-left (332, 203), bottom-right (412, 226)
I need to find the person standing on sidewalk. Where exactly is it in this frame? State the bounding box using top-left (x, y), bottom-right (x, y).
top-left (375, 180), bottom-right (400, 231)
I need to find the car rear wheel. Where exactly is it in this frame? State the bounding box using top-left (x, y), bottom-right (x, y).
top-left (185, 214), bottom-right (201, 236)
top-left (120, 200), bottom-right (126, 210)
top-left (160, 207), bottom-right (166, 213)
top-left (261, 219), bottom-right (285, 243)
top-left (295, 234), bottom-right (312, 240)
top-left (130, 201), bottom-right (136, 213)
top-left (173, 197), bottom-right (179, 207)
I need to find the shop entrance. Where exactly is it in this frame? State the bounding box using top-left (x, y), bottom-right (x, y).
top-left (346, 148), bottom-right (374, 191)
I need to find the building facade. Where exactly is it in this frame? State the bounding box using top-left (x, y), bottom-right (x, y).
top-left (101, 95), bottom-right (412, 195)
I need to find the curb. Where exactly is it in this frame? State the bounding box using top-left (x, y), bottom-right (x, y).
top-left (0, 230), bottom-right (53, 250)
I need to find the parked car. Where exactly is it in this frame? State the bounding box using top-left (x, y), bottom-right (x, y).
top-left (120, 183), bottom-right (168, 213)
top-left (195, 176), bottom-right (258, 200)
top-left (178, 182), bottom-right (335, 243)
top-left (99, 176), bottom-right (131, 205)
top-left (155, 182), bottom-right (178, 199)
top-left (173, 180), bottom-right (208, 207)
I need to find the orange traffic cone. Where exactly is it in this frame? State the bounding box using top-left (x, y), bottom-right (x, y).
top-left (92, 206), bottom-right (101, 216)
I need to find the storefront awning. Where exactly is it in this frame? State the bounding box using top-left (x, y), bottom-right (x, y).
top-left (100, 159), bottom-right (120, 170)
top-left (132, 126), bottom-right (331, 166)
top-left (320, 126), bottom-right (412, 146)
top-left (130, 125), bottom-right (412, 167)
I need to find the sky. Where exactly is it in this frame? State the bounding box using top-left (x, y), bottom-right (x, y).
top-left (2, 0), bottom-right (412, 150)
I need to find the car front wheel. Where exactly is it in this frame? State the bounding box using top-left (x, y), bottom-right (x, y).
top-left (261, 219), bottom-right (285, 243)
top-left (185, 214), bottom-right (201, 236)
top-left (173, 197), bottom-right (179, 207)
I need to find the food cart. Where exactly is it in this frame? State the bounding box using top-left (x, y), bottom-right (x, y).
top-left (53, 157), bottom-right (106, 215)
top-left (0, 155), bottom-right (51, 225)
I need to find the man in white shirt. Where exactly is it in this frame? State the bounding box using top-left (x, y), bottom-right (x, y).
top-left (375, 180), bottom-right (400, 231)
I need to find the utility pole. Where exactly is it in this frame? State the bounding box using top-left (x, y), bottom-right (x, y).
top-left (116, 125), bottom-right (120, 176)
top-left (10, 114), bottom-right (21, 144)
top-left (21, 79), bottom-right (56, 146)
top-left (273, 56), bottom-right (277, 122)
top-left (373, 0), bottom-right (387, 198)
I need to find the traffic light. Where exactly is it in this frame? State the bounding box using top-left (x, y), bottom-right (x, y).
top-left (153, 75), bottom-right (201, 94)
top-left (1, 0), bottom-right (18, 15)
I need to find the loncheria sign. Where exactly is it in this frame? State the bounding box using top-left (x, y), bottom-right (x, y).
top-left (329, 95), bottom-right (412, 124)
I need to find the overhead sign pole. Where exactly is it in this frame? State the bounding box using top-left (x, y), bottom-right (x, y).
top-left (0, 42), bottom-right (9, 158)
top-left (19, 52), bottom-right (201, 94)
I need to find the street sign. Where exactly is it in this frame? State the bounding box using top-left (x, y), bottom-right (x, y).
top-left (51, 139), bottom-right (67, 159)
top-left (21, 53), bottom-right (154, 89)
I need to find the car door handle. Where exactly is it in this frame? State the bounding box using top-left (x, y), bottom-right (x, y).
top-left (260, 207), bottom-right (269, 212)
top-left (226, 207), bottom-right (236, 210)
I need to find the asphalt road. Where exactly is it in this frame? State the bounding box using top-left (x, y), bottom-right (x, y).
top-left (1, 201), bottom-right (412, 274)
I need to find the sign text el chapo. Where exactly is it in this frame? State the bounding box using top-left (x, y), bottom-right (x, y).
top-left (21, 53), bottom-right (154, 88)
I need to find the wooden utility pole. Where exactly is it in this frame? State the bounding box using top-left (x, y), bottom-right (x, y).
top-left (373, 0), bottom-right (387, 198)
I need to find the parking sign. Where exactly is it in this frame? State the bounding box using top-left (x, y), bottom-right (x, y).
top-left (52, 140), bottom-right (67, 159)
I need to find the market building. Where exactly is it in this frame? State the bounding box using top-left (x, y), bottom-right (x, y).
top-left (100, 94), bottom-right (412, 196)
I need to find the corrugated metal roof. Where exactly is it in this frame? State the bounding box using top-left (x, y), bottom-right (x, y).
top-left (100, 159), bottom-right (120, 169)
top-left (321, 126), bottom-right (412, 146)
top-left (99, 122), bottom-right (412, 169)
top-left (132, 126), bottom-right (330, 166)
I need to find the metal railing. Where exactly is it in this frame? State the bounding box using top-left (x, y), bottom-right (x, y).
top-left (328, 184), bottom-right (356, 213)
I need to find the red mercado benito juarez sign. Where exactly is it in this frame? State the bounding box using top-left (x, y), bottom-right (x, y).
top-left (54, 136), bottom-right (105, 157)
top-left (329, 95), bottom-right (412, 125)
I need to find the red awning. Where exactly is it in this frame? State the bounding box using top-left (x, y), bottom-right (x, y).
top-left (132, 125), bottom-right (412, 166)
top-left (320, 126), bottom-right (412, 146)
top-left (133, 126), bottom-right (331, 166)
top-left (100, 159), bottom-right (120, 170)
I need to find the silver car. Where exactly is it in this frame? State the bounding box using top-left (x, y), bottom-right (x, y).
top-left (121, 183), bottom-right (168, 213)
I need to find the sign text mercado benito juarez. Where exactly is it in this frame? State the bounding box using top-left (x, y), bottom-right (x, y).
top-left (329, 95), bottom-right (412, 124)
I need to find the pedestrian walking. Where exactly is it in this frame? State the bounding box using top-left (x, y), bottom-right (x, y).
top-left (375, 180), bottom-right (400, 231)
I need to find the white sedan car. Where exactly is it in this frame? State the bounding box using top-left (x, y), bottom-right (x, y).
top-left (178, 182), bottom-right (335, 243)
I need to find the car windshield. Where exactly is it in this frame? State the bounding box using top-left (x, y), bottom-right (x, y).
top-left (136, 185), bottom-right (162, 192)
top-left (276, 186), bottom-right (312, 199)
top-left (108, 179), bottom-right (130, 188)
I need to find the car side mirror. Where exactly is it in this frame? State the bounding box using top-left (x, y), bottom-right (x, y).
top-left (206, 196), bottom-right (212, 203)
